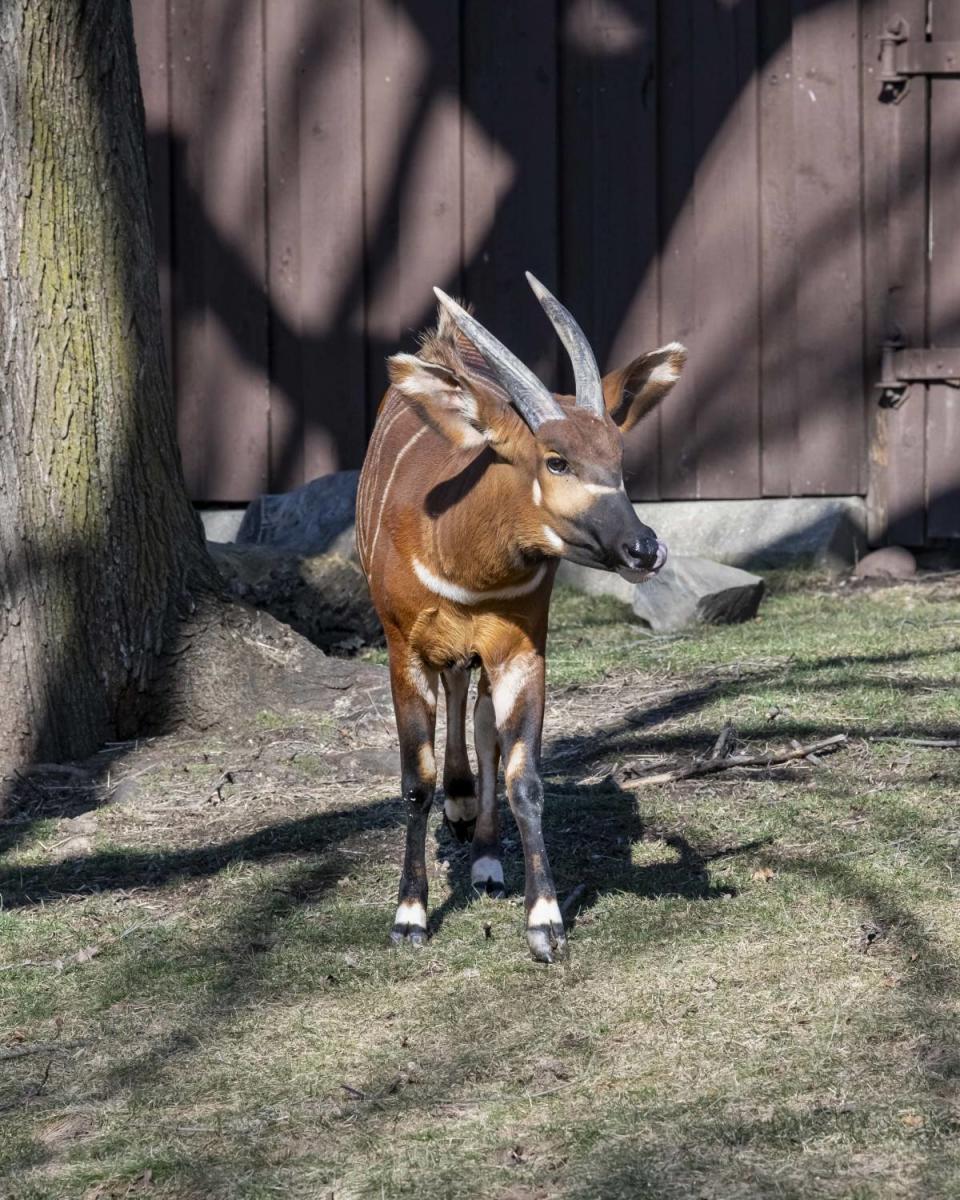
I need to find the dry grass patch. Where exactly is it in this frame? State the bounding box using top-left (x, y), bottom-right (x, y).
top-left (2, 574), bottom-right (960, 1197)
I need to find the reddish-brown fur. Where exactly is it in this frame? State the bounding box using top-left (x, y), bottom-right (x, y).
top-left (357, 301), bottom-right (685, 961)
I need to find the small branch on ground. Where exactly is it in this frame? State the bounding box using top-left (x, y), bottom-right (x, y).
top-left (869, 736), bottom-right (960, 748)
top-left (619, 734), bottom-right (848, 789)
top-left (709, 724), bottom-right (737, 760)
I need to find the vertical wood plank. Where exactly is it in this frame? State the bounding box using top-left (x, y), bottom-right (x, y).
top-left (362, 0), bottom-right (461, 418)
top-left (660, 0), bottom-right (760, 499)
top-left (463, 0), bottom-right (558, 382)
top-left (560, 0), bottom-right (660, 500)
top-left (657, 0), bottom-right (698, 497)
top-left (265, 1), bottom-right (366, 488)
top-left (131, 0), bottom-right (173, 387)
top-left (790, 0), bottom-right (864, 496)
top-left (926, 0), bottom-right (960, 538)
top-left (758, 3), bottom-right (797, 496)
top-left (693, 0), bottom-right (760, 498)
top-left (169, 0), bottom-right (269, 502)
top-left (863, 0), bottom-right (928, 545)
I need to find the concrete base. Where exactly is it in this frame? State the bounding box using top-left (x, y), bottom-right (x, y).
top-left (629, 496), bottom-right (866, 573)
top-left (199, 507), bottom-right (246, 544)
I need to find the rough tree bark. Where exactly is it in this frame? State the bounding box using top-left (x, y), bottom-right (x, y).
top-left (0, 0), bottom-right (375, 779)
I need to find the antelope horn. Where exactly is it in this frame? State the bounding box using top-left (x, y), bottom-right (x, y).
top-left (525, 272), bottom-right (604, 419)
top-left (432, 287), bottom-right (566, 431)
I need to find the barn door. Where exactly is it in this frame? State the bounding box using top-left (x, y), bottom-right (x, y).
top-left (866, 0), bottom-right (960, 545)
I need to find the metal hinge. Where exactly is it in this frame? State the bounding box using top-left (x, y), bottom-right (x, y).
top-left (877, 340), bottom-right (960, 407)
top-left (879, 17), bottom-right (960, 100)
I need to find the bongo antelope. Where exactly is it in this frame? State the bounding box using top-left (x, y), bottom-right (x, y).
top-left (356, 273), bottom-right (685, 962)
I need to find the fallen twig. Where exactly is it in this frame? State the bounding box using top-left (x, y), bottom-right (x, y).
top-left (869, 736), bottom-right (960, 748)
top-left (0, 1041), bottom-right (79, 1062)
top-left (620, 734), bottom-right (848, 789)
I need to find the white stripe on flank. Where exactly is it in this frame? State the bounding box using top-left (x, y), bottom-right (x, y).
top-left (527, 896), bottom-right (562, 927)
top-left (358, 394), bottom-right (407, 562)
top-left (412, 559), bottom-right (546, 606)
top-left (368, 425), bottom-right (428, 566)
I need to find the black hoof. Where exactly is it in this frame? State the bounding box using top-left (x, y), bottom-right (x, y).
top-left (443, 813), bottom-right (477, 844)
top-left (472, 878), bottom-right (506, 900)
top-left (390, 924), bottom-right (428, 947)
top-left (527, 923), bottom-right (568, 964)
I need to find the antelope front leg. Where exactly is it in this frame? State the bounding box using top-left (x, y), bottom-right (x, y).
top-left (470, 670), bottom-right (504, 897)
top-left (387, 640), bottom-right (438, 946)
top-left (490, 651), bottom-right (565, 963)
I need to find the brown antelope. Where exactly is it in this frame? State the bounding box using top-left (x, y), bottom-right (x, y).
top-left (356, 273), bottom-right (685, 962)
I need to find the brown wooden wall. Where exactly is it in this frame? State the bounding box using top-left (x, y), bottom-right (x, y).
top-left (131, 0), bottom-right (955, 536)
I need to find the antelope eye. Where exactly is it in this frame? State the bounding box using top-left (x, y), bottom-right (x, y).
top-left (545, 456), bottom-right (570, 476)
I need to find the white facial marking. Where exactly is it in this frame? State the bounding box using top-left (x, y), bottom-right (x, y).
top-left (412, 559), bottom-right (546, 606)
top-left (541, 524), bottom-right (564, 552)
top-left (527, 897), bottom-right (563, 928)
top-left (582, 480), bottom-right (624, 496)
top-left (471, 856), bottom-right (505, 886)
top-left (394, 899), bottom-right (427, 929)
top-left (532, 479), bottom-right (542, 506)
top-left (491, 653), bottom-right (537, 727)
top-left (407, 659), bottom-right (437, 711)
top-left (505, 741), bottom-right (526, 785)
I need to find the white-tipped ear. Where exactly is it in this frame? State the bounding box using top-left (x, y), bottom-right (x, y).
top-left (387, 353), bottom-right (489, 448)
top-left (603, 342), bottom-right (687, 433)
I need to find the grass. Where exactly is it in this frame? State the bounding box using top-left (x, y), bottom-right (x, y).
top-left (2, 574), bottom-right (960, 1198)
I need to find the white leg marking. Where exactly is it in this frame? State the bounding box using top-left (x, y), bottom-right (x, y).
top-left (412, 559), bottom-right (546, 605)
top-left (541, 524), bottom-right (564, 552)
top-left (444, 794), bottom-right (478, 823)
top-left (527, 897), bottom-right (563, 927)
top-left (490, 653), bottom-right (537, 727)
top-left (418, 744), bottom-right (436, 779)
top-left (471, 856), bottom-right (505, 886)
top-left (407, 660), bottom-right (437, 711)
top-left (505, 741), bottom-right (526, 785)
top-left (394, 898), bottom-right (427, 929)
top-left (368, 425), bottom-right (428, 565)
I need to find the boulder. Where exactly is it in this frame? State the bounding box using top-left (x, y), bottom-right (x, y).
top-left (557, 555), bottom-right (765, 633)
top-left (853, 545), bottom-right (917, 580)
top-left (209, 541), bottom-right (381, 653)
top-left (236, 470), bottom-right (360, 562)
top-left (629, 497), bottom-right (867, 573)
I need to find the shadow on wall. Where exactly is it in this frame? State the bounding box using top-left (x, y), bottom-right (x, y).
top-left (135, 0), bottom-right (960, 539)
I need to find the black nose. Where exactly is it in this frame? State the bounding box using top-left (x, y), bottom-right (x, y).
top-left (622, 534), bottom-right (660, 571)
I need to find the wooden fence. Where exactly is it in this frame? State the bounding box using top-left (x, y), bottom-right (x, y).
top-left (132, 0), bottom-right (959, 544)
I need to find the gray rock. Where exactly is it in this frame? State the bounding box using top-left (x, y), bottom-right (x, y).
top-left (853, 545), bottom-right (917, 580)
top-left (236, 471), bottom-right (360, 561)
top-left (630, 497), bottom-right (866, 573)
top-left (557, 555), bottom-right (765, 633)
top-left (209, 541), bottom-right (381, 653)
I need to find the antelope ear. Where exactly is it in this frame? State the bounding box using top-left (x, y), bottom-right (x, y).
top-left (602, 342), bottom-right (687, 433)
top-left (388, 353), bottom-right (520, 452)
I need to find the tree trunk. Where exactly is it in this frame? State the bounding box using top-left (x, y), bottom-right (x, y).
top-left (0, 0), bottom-right (220, 772)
